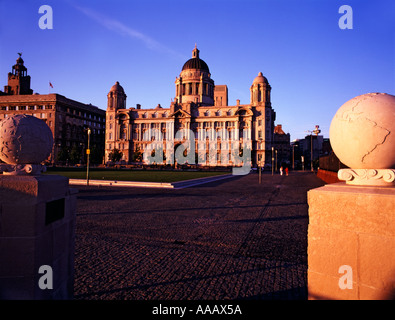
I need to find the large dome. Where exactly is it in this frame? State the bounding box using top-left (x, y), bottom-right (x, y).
top-left (181, 45), bottom-right (210, 73)
top-left (182, 57), bottom-right (210, 72)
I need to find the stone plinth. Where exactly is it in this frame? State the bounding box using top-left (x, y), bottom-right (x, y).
top-left (307, 183), bottom-right (395, 300)
top-left (0, 174), bottom-right (77, 299)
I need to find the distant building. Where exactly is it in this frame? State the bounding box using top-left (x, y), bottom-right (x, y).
top-left (105, 46), bottom-right (278, 167)
top-left (293, 134), bottom-right (324, 170)
top-left (273, 124), bottom-right (291, 166)
top-left (0, 55), bottom-right (106, 164)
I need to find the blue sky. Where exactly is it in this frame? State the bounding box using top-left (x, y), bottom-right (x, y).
top-left (0, 0), bottom-right (394, 140)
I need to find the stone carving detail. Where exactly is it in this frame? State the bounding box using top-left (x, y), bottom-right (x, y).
top-left (0, 163), bottom-right (47, 175)
top-left (338, 169), bottom-right (395, 186)
top-left (0, 114), bottom-right (53, 175)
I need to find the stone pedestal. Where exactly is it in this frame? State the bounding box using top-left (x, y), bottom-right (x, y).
top-left (307, 183), bottom-right (395, 300)
top-left (0, 175), bottom-right (77, 299)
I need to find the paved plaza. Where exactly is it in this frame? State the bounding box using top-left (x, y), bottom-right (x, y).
top-left (72, 171), bottom-right (325, 300)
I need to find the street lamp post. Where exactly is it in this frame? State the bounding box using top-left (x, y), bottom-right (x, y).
top-left (307, 125), bottom-right (321, 172)
top-left (86, 128), bottom-right (91, 186)
top-left (271, 147), bottom-right (274, 176)
top-left (258, 161), bottom-right (261, 184)
top-left (310, 132), bottom-right (313, 172)
top-left (292, 144), bottom-right (295, 170)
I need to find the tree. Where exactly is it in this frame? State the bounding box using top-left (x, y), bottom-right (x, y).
top-left (132, 147), bottom-right (143, 162)
top-left (69, 145), bottom-right (81, 165)
top-left (90, 145), bottom-right (104, 165)
top-left (56, 146), bottom-right (69, 163)
top-left (109, 148), bottom-right (123, 162)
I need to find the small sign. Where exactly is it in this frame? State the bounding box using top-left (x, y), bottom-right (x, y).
top-left (86, 149), bottom-right (90, 155)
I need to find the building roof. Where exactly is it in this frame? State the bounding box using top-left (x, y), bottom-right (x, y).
top-left (274, 124), bottom-right (286, 134)
top-left (253, 72), bottom-right (269, 85)
top-left (0, 93), bottom-right (105, 114)
top-left (109, 81), bottom-right (125, 94)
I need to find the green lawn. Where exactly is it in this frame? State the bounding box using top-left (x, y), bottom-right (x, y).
top-left (44, 169), bottom-right (229, 183)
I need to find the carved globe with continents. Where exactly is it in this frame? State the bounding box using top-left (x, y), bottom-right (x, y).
top-left (329, 93), bottom-right (395, 169)
top-left (0, 114), bottom-right (53, 165)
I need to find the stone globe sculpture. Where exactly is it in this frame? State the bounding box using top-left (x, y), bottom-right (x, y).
top-left (329, 92), bottom-right (395, 186)
top-left (0, 114), bottom-right (53, 175)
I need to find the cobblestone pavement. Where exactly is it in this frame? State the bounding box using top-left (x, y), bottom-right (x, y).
top-left (72, 171), bottom-right (324, 300)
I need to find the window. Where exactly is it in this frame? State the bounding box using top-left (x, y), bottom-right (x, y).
top-left (29, 106), bottom-right (35, 110)
top-left (258, 120), bottom-right (262, 126)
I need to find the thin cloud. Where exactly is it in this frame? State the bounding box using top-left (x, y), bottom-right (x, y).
top-left (74, 5), bottom-right (186, 60)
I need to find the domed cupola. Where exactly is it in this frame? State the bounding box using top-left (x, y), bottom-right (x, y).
top-left (107, 81), bottom-right (127, 110)
top-left (175, 45), bottom-right (215, 106)
top-left (252, 72), bottom-right (269, 85)
top-left (109, 81), bottom-right (125, 94)
top-left (250, 72), bottom-right (271, 106)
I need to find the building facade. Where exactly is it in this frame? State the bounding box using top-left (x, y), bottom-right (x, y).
top-left (105, 46), bottom-right (277, 167)
top-left (273, 124), bottom-right (291, 166)
top-left (0, 55), bottom-right (106, 164)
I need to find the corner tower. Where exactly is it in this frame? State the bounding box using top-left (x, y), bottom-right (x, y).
top-left (250, 72), bottom-right (271, 106)
top-left (107, 81), bottom-right (127, 111)
top-left (105, 81), bottom-right (127, 162)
